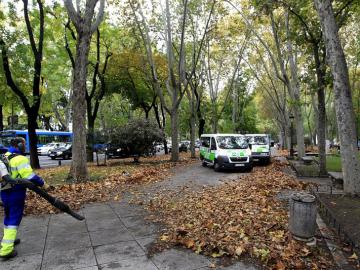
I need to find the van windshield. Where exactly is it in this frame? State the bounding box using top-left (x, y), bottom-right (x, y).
top-left (248, 136), bottom-right (269, 145)
top-left (216, 136), bottom-right (248, 149)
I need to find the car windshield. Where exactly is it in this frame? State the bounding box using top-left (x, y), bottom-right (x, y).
top-left (248, 136), bottom-right (269, 145)
top-left (45, 143), bottom-right (56, 147)
top-left (216, 136), bottom-right (248, 149)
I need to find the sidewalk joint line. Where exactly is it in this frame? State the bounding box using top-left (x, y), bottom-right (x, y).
top-left (39, 215), bottom-right (51, 270)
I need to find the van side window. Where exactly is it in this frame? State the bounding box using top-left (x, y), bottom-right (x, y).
top-left (211, 138), bottom-right (216, 150)
top-left (201, 137), bottom-right (210, 147)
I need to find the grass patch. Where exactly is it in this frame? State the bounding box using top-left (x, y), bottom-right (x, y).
top-left (323, 152), bottom-right (360, 172)
top-left (326, 155), bottom-right (342, 172)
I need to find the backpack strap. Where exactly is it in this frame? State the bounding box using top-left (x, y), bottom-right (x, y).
top-left (1, 153), bottom-right (19, 189)
top-left (7, 153), bottom-right (19, 161)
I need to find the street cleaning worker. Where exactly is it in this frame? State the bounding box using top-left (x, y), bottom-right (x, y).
top-left (0, 137), bottom-right (49, 259)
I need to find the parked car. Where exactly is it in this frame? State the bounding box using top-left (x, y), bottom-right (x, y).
top-left (179, 140), bottom-right (190, 150)
top-left (155, 143), bottom-right (164, 152)
top-left (38, 142), bottom-right (66, 156)
top-left (48, 144), bottom-right (72, 160)
top-left (179, 142), bottom-right (188, 152)
top-left (195, 139), bottom-right (201, 148)
top-left (105, 144), bottom-right (131, 159)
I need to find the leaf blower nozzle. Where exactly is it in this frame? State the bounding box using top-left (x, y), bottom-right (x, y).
top-left (3, 176), bottom-right (85, 221)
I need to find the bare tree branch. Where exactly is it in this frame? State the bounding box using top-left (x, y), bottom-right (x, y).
top-left (64, 0), bottom-right (81, 28)
top-left (90, 0), bottom-right (105, 33)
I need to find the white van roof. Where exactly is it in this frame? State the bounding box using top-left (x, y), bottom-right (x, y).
top-left (200, 134), bottom-right (245, 137)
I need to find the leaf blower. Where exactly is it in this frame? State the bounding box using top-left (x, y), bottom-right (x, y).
top-left (2, 175), bottom-right (85, 221)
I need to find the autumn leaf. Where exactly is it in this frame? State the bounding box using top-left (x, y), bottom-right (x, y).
top-left (349, 253), bottom-right (358, 260)
top-left (275, 261), bottom-right (286, 270)
top-left (235, 246), bottom-right (245, 256)
top-left (183, 239), bottom-right (195, 249)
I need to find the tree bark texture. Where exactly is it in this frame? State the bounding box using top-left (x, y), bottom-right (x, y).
top-left (28, 112), bottom-right (40, 169)
top-left (0, 105), bottom-right (3, 131)
top-left (313, 44), bottom-right (327, 175)
top-left (170, 111), bottom-right (179, 162)
top-left (64, 0), bottom-right (105, 182)
top-left (314, 0), bottom-right (360, 194)
top-left (71, 31), bottom-right (91, 181)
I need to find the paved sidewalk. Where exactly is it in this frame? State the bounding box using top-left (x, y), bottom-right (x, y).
top-left (0, 163), bottom-right (259, 270)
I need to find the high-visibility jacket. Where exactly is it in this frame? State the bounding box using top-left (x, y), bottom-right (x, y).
top-left (1, 152), bottom-right (44, 191)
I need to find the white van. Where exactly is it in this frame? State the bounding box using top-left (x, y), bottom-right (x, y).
top-left (245, 134), bottom-right (273, 164)
top-left (200, 134), bottom-right (253, 172)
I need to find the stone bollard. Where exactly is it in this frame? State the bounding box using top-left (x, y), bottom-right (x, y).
top-left (289, 192), bottom-right (317, 242)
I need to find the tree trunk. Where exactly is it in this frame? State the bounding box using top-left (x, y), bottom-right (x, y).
top-left (0, 105), bottom-right (3, 131)
top-left (154, 104), bottom-right (168, 155)
top-left (317, 87), bottom-right (327, 175)
top-left (197, 100), bottom-right (205, 137)
top-left (315, 0), bottom-right (360, 194)
top-left (212, 110), bottom-right (218, 133)
top-left (294, 107), bottom-right (305, 157)
top-left (232, 87), bottom-right (238, 128)
top-left (87, 118), bottom-right (95, 162)
top-left (170, 111), bottom-right (179, 162)
top-left (311, 94), bottom-right (319, 145)
top-left (28, 112), bottom-right (40, 169)
top-left (280, 128), bottom-right (286, 150)
top-left (313, 43), bottom-right (327, 175)
top-left (190, 111), bottom-right (196, 158)
top-left (70, 31), bottom-right (91, 182)
top-left (285, 13), bottom-right (305, 158)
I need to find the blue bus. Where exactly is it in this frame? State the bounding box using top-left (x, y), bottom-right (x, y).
top-left (0, 130), bottom-right (73, 153)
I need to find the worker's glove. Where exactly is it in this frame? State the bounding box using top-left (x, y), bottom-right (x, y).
top-left (42, 183), bottom-right (55, 191)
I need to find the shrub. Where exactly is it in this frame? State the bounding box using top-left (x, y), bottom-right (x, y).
top-left (111, 119), bottom-right (164, 162)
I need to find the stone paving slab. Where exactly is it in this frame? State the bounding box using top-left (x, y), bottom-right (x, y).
top-left (151, 249), bottom-right (210, 270)
top-left (86, 217), bottom-right (124, 232)
top-left (16, 230), bottom-right (47, 256)
top-left (0, 253), bottom-right (42, 270)
top-left (109, 202), bottom-right (147, 218)
top-left (48, 213), bottom-right (87, 235)
top-left (41, 247), bottom-right (97, 270)
top-left (89, 227), bottom-right (134, 247)
top-left (45, 231), bottom-right (92, 251)
top-left (93, 240), bottom-right (145, 265)
top-left (99, 256), bottom-right (158, 270)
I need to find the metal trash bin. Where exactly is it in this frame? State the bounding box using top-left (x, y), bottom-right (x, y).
top-left (289, 192), bottom-right (317, 242)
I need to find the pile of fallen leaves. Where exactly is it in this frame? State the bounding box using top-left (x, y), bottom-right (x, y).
top-left (22, 154), bottom-right (196, 216)
top-left (274, 149), bottom-right (289, 157)
top-left (146, 161), bottom-right (335, 269)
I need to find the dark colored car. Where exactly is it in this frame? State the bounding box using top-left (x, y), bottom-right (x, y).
top-left (105, 144), bottom-right (131, 159)
top-left (49, 144), bottom-right (72, 160)
top-left (179, 143), bottom-right (188, 152)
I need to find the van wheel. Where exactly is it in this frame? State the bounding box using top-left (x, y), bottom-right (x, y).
top-left (214, 162), bottom-right (221, 172)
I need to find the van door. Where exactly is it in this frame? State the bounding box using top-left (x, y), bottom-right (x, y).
top-left (200, 137), bottom-right (210, 161)
top-left (209, 137), bottom-right (217, 164)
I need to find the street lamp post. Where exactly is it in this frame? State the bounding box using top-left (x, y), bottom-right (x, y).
top-left (289, 114), bottom-right (295, 158)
